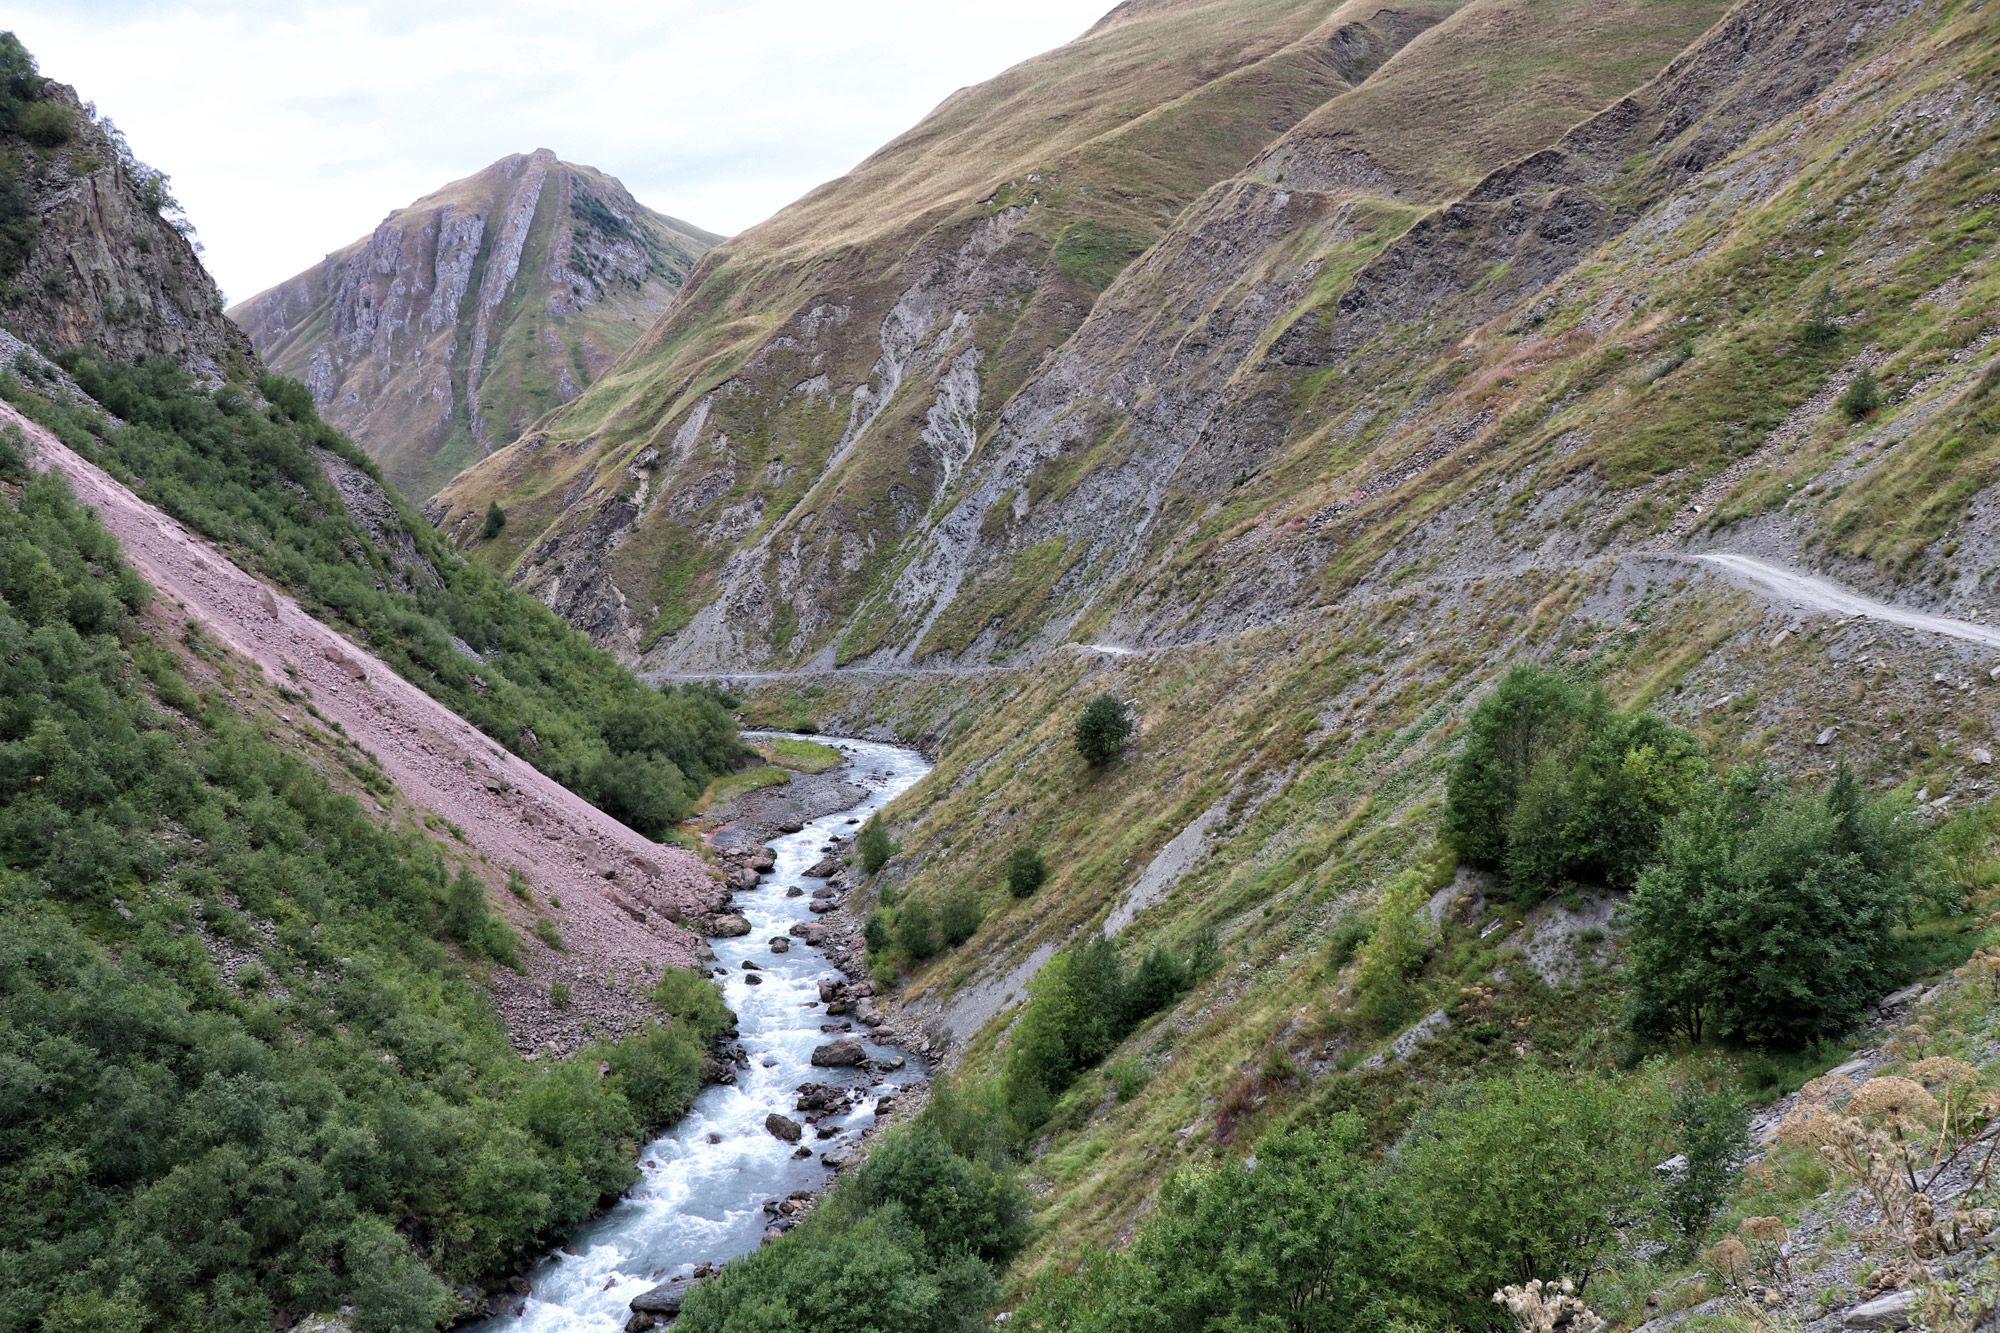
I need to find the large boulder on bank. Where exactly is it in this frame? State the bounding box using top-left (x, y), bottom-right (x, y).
top-left (748, 847), bottom-right (777, 871)
top-left (706, 914), bottom-right (751, 938)
top-left (811, 1038), bottom-right (866, 1067)
top-left (631, 1277), bottom-right (694, 1314)
top-left (805, 856), bottom-right (839, 878)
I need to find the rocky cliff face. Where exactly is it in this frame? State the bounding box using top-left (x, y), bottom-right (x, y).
top-left (229, 152), bottom-right (718, 498)
top-left (0, 78), bottom-right (251, 378)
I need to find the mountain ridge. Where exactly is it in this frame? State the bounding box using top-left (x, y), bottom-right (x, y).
top-left (229, 150), bottom-right (719, 498)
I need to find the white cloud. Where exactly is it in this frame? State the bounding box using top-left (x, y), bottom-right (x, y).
top-left (6, 0), bottom-right (1111, 302)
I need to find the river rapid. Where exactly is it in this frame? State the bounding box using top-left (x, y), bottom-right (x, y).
top-left (482, 737), bottom-right (932, 1331)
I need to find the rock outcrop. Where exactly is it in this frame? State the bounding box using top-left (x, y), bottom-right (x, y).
top-left (229, 152), bottom-right (719, 498)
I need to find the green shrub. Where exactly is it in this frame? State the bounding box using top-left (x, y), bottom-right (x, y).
top-left (1626, 764), bottom-right (1936, 1047)
top-left (864, 908), bottom-right (892, 955)
top-left (1396, 1067), bottom-right (1671, 1326)
top-left (1799, 281), bottom-right (1843, 343)
top-left (856, 1124), bottom-right (1030, 1262)
top-left (482, 500), bottom-right (507, 540)
top-left (654, 965), bottom-right (732, 1040)
top-left (1074, 692), bottom-right (1133, 766)
top-left (1006, 844), bottom-right (1046, 897)
top-left (550, 980), bottom-right (572, 1008)
top-left (1446, 663), bottom-right (1709, 902)
top-left (534, 916), bottom-right (566, 952)
top-left (858, 815), bottom-right (894, 873)
top-left (896, 896), bottom-right (940, 960)
top-left (1104, 1057), bottom-right (1150, 1102)
top-left (17, 98), bottom-right (72, 146)
top-left (940, 886), bottom-right (983, 947)
top-left (1657, 1079), bottom-right (1752, 1251)
top-left (1839, 367), bottom-right (1884, 420)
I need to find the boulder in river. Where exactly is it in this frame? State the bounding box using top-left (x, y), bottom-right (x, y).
top-left (727, 867), bottom-right (761, 890)
top-left (749, 847), bottom-right (777, 870)
top-left (768, 937), bottom-right (791, 952)
top-left (811, 1038), bottom-right (867, 1067)
top-left (778, 819), bottom-right (805, 833)
top-left (706, 914), bottom-right (751, 937)
top-left (804, 856), bottom-right (839, 878)
top-left (630, 1277), bottom-right (694, 1314)
top-left (765, 1113), bottom-right (803, 1143)
top-left (784, 885), bottom-right (804, 898)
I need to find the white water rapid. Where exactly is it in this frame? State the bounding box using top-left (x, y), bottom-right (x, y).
top-left (481, 736), bottom-right (932, 1331)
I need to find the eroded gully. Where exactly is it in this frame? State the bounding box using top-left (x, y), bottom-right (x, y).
top-left (481, 737), bottom-right (932, 1331)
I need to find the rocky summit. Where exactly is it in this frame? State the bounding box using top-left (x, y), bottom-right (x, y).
top-left (228, 150), bottom-right (718, 498)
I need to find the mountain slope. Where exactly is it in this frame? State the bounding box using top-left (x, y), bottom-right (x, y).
top-left (229, 151), bottom-right (720, 498)
top-left (425, 0), bottom-right (1733, 667)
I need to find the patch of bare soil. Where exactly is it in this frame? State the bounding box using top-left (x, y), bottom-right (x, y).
top-left (5, 400), bottom-right (719, 1054)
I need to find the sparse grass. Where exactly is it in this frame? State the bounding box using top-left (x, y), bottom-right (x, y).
top-left (696, 765), bottom-right (790, 814)
top-left (756, 735), bottom-right (843, 773)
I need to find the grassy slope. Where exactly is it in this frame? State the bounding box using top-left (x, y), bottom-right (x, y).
top-left (742, 0), bottom-right (2000, 1284)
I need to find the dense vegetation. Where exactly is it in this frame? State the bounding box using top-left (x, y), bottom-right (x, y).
top-left (1016, 1066), bottom-right (1750, 1333)
top-left (0, 435), bottom-right (725, 1331)
top-left (1074, 693), bottom-right (1132, 767)
top-left (1445, 664), bottom-right (1710, 902)
top-left (679, 1091), bottom-right (1028, 1333)
top-left (1, 355), bottom-right (742, 836)
top-left (0, 33), bottom-right (49, 281)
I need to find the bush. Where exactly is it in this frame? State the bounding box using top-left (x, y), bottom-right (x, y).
top-left (1445, 663), bottom-right (1709, 902)
top-left (896, 896), bottom-right (940, 960)
top-left (18, 98), bottom-right (73, 146)
top-left (1657, 1079), bottom-right (1752, 1251)
top-left (654, 965), bottom-right (732, 1040)
top-left (550, 980), bottom-right (573, 1008)
top-left (1839, 367), bottom-right (1884, 420)
top-left (940, 886), bottom-right (983, 947)
top-left (856, 1124), bottom-right (1030, 1261)
top-left (482, 500), bottom-right (507, 539)
top-left (864, 908), bottom-right (892, 955)
top-left (1626, 764), bottom-right (1935, 1047)
top-left (1104, 1057), bottom-right (1149, 1102)
top-left (1799, 281), bottom-right (1843, 343)
top-left (1396, 1067), bottom-right (1671, 1326)
top-left (1006, 844), bottom-right (1046, 897)
top-left (858, 815), bottom-right (893, 873)
top-left (1074, 692), bottom-right (1133, 766)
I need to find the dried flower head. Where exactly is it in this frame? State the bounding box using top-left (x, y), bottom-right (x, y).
top-left (1705, 1236), bottom-right (1753, 1285)
top-left (1848, 1077), bottom-right (1941, 1133)
top-left (1739, 1216), bottom-right (1787, 1243)
top-left (1795, 1072), bottom-right (1858, 1109)
top-left (1908, 1057), bottom-right (1981, 1089)
top-left (1493, 1279), bottom-right (1604, 1333)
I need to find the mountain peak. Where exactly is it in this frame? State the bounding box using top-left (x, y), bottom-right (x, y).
top-left (229, 159), bottom-right (720, 498)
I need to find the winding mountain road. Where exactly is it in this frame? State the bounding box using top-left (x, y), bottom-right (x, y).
top-left (1690, 552), bottom-right (2000, 652)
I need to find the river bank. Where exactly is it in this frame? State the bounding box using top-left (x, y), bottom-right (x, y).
top-left (473, 737), bottom-right (932, 1331)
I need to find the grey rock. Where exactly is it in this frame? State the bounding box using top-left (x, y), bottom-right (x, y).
top-left (1815, 726), bottom-right (1839, 746)
top-left (805, 856), bottom-right (839, 878)
top-left (765, 1113), bottom-right (803, 1142)
top-left (706, 914), bottom-right (751, 937)
top-left (1843, 1290), bottom-right (1916, 1330)
top-left (630, 1278), bottom-right (694, 1314)
top-left (812, 1038), bottom-right (867, 1067)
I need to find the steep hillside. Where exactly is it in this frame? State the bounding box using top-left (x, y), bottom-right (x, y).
top-left (0, 36), bottom-right (250, 376)
top-left (427, 0), bottom-right (1733, 666)
top-left (230, 152), bottom-right (720, 498)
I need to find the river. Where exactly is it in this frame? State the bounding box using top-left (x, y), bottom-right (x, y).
top-left (481, 736), bottom-right (932, 1331)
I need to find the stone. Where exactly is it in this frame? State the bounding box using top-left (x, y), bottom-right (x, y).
top-left (805, 856), bottom-right (839, 878)
top-left (778, 820), bottom-right (805, 833)
top-left (1843, 1290), bottom-right (1916, 1330)
top-left (812, 886), bottom-right (836, 899)
top-left (809, 900), bottom-right (836, 913)
top-left (630, 1279), bottom-right (692, 1315)
top-left (744, 973), bottom-right (763, 985)
top-left (812, 1038), bottom-right (867, 1067)
top-left (769, 937), bottom-right (791, 952)
top-left (728, 867), bottom-right (760, 890)
top-left (785, 886), bottom-right (805, 898)
top-left (749, 847), bottom-right (777, 871)
top-left (1815, 726), bottom-right (1839, 746)
top-left (706, 914), bottom-right (751, 938)
top-left (765, 1113), bottom-right (803, 1142)
top-left (1974, 748), bottom-right (1994, 766)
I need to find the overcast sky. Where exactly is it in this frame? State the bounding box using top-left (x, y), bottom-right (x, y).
top-left (5, 1), bottom-right (1112, 304)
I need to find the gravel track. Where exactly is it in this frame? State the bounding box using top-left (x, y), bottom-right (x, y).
top-left (1692, 552), bottom-right (2000, 651)
top-left (5, 400), bottom-right (714, 1052)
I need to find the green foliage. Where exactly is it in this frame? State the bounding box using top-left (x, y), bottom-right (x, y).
top-left (1351, 862), bottom-right (1444, 1031)
top-left (1658, 1079), bottom-right (1752, 1251)
top-left (534, 916), bottom-right (566, 952)
top-left (940, 886), bottom-right (983, 948)
top-left (0, 147), bottom-right (36, 281)
top-left (482, 501), bottom-right (507, 540)
top-left (0, 31), bottom-right (44, 132)
top-left (864, 909), bottom-right (892, 956)
top-left (0, 470), bottom-right (709, 1330)
top-left (4, 354), bottom-right (742, 837)
top-left (1840, 367), bottom-right (1884, 421)
top-left (1626, 764), bottom-right (1935, 1048)
top-left (1006, 844), bottom-right (1046, 898)
top-left (896, 896), bottom-right (940, 960)
top-left (1103, 1057), bottom-right (1149, 1102)
top-left (858, 814), bottom-right (894, 874)
top-left (653, 965), bottom-right (732, 1041)
top-left (1395, 1067), bottom-right (1671, 1326)
top-left (1074, 692), bottom-right (1133, 767)
top-left (18, 97), bottom-right (72, 146)
top-left (1003, 935), bottom-right (1198, 1128)
top-left (855, 1125), bottom-right (1030, 1262)
top-left (550, 980), bottom-right (573, 1008)
top-left (441, 867), bottom-right (522, 969)
top-left (1799, 281), bottom-right (1843, 344)
top-left (1445, 664), bottom-right (1709, 902)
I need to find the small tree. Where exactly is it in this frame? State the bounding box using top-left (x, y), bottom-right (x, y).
top-left (940, 887), bottom-right (983, 947)
top-left (857, 816), bottom-right (893, 874)
top-left (1657, 1080), bottom-right (1752, 1251)
top-left (482, 501), bottom-right (507, 540)
top-left (1799, 282), bottom-right (1843, 343)
top-left (896, 897), bottom-right (939, 960)
top-left (1075, 693), bottom-right (1133, 766)
top-left (1006, 845), bottom-right (1047, 898)
top-left (1839, 367), bottom-right (1883, 421)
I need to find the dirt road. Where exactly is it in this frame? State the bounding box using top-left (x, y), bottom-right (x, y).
top-left (4, 400), bottom-right (717, 1052)
top-left (1692, 552), bottom-right (2000, 652)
